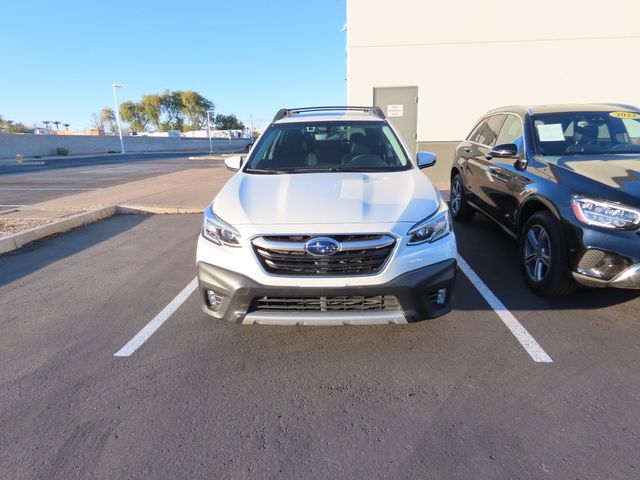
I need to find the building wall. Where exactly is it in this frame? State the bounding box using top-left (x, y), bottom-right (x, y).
top-left (0, 135), bottom-right (249, 159)
top-left (347, 0), bottom-right (640, 143)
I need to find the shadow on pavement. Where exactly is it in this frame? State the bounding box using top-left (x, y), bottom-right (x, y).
top-left (453, 213), bottom-right (639, 312)
top-left (0, 214), bottom-right (149, 287)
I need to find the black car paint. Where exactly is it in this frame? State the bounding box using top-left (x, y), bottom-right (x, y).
top-left (452, 108), bottom-right (640, 276)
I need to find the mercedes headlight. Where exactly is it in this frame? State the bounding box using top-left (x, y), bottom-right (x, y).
top-left (407, 199), bottom-right (452, 245)
top-left (571, 197), bottom-right (640, 230)
top-left (202, 205), bottom-right (241, 246)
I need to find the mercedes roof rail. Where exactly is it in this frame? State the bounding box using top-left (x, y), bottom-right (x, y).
top-left (604, 103), bottom-right (640, 111)
top-left (486, 105), bottom-right (526, 114)
top-left (273, 106), bottom-right (386, 122)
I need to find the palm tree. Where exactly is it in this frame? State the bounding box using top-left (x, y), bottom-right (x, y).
top-left (63, 123), bottom-right (70, 131)
top-left (53, 121), bottom-right (61, 131)
top-left (43, 120), bottom-right (51, 131)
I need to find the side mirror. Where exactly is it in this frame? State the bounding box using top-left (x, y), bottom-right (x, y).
top-left (224, 155), bottom-right (244, 172)
top-left (514, 158), bottom-right (528, 171)
top-left (490, 143), bottom-right (519, 158)
top-left (416, 151), bottom-right (437, 169)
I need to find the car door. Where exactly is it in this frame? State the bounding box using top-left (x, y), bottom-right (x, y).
top-left (463, 114), bottom-right (506, 214)
top-left (456, 119), bottom-right (487, 205)
top-left (481, 113), bottom-right (530, 230)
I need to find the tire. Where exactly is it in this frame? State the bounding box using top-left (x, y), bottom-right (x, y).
top-left (519, 211), bottom-right (577, 297)
top-left (450, 173), bottom-right (475, 221)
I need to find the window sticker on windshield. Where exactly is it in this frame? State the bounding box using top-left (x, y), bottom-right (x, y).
top-left (610, 111), bottom-right (640, 119)
top-left (536, 124), bottom-right (565, 142)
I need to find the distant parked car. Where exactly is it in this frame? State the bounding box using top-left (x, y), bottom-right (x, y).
top-left (451, 104), bottom-right (640, 297)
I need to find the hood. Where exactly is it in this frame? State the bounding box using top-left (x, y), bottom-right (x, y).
top-left (212, 169), bottom-right (439, 225)
top-left (546, 155), bottom-right (640, 200)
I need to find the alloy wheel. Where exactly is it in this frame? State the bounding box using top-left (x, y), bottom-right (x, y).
top-left (451, 179), bottom-right (462, 215)
top-left (523, 224), bottom-right (552, 282)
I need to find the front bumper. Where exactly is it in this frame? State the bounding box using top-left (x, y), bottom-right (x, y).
top-left (573, 263), bottom-right (640, 289)
top-left (197, 259), bottom-right (457, 325)
top-left (562, 212), bottom-right (640, 289)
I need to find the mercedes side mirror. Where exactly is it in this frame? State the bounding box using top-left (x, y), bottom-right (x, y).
top-left (224, 155), bottom-right (244, 172)
top-left (514, 157), bottom-right (528, 171)
top-left (490, 143), bottom-right (519, 158)
top-left (416, 151), bottom-right (437, 169)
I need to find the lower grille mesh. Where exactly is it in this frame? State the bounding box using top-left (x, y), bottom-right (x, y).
top-left (578, 249), bottom-right (606, 270)
top-left (252, 295), bottom-right (401, 312)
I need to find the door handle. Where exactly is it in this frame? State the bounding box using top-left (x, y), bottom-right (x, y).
top-left (485, 166), bottom-right (508, 182)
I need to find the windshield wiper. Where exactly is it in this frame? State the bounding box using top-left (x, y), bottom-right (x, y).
top-left (244, 168), bottom-right (290, 174)
top-left (280, 167), bottom-right (340, 173)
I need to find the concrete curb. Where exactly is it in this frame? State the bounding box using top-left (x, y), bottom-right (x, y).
top-left (187, 155), bottom-right (226, 160)
top-left (0, 203), bottom-right (206, 255)
top-left (0, 206), bottom-right (118, 255)
top-left (118, 205), bottom-right (205, 214)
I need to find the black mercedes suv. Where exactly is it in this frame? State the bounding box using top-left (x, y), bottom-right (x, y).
top-left (451, 104), bottom-right (640, 297)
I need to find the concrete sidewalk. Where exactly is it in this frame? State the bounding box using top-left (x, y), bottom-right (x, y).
top-left (0, 165), bottom-right (234, 246)
top-left (18, 166), bottom-right (233, 214)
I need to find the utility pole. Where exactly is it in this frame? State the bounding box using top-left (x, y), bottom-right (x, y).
top-left (111, 83), bottom-right (126, 154)
top-left (206, 109), bottom-right (214, 154)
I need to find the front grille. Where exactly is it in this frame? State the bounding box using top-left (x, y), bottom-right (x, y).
top-left (577, 249), bottom-right (606, 270)
top-left (252, 295), bottom-right (401, 312)
top-left (252, 234), bottom-right (396, 276)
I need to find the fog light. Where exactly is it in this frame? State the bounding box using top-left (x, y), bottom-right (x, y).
top-left (577, 251), bottom-right (631, 280)
top-left (436, 288), bottom-right (447, 305)
top-left (206, 289), bottom-right (224, 310)
top-left (429, 288), bottom-right (448, 306)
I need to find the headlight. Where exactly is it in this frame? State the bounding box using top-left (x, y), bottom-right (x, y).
top-left (202, 205), bottom-right (241, 246)
top-left (571, 197), bottom-right (640, 230)
top-left (407, 200), bottom-right (452, 245)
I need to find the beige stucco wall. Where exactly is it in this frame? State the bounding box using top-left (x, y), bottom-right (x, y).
top-left (347, 0), bottom-right (640, 142)
top-left (0, 135), bottom-right (249, 159)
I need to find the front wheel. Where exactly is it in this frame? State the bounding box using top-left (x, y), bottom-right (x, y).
top-left (450, 173), bottom-right (474, 221)
top-left (520, 211), bottom-right (577, 297)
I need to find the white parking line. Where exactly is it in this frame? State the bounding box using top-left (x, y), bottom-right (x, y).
top-left (114, 277), bottom-right (199, 357)
top-left (0, 187), bottom-right (94, 191)
top-left (457, 254), bottom-right (553, 363)
top-left (113, 258), bottom-right (551, 362)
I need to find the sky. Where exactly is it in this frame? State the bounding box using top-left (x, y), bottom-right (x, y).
top-left (1, 0), bottom-right (347, 131)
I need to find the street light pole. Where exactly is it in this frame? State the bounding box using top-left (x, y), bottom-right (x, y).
top-left (206, 109), bottom-right (214, 154)
top-left (111, 83), bottom-right (126, 154)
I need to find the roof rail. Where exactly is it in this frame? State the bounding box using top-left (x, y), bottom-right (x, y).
top-left (604, 103), bottom-right (640, 111)
top-left (272, 106), bottom-right (385, 122)
top-left (487, 105), bottom-right (525, 114)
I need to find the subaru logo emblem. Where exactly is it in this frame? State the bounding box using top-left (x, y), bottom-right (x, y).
top-left (304, 237), bottom-right (341, 256)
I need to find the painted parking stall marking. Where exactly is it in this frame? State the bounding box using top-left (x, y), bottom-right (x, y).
top-left (114, 277), bottom-right (198, 357)
top-left (457, 254), bottom-right (553, 363)
top-left (113, 259), bottom-right (552, 362)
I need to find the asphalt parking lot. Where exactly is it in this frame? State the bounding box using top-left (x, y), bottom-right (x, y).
top-left (2, 210), bottom-right (639, 479)
top-left (0, 153), bottom-right (223, 206)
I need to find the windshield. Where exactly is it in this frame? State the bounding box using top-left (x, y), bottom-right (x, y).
top-left (244, 121), bottom-right (411, 173)
top-left (532, 111), bottom-right (640, 156)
